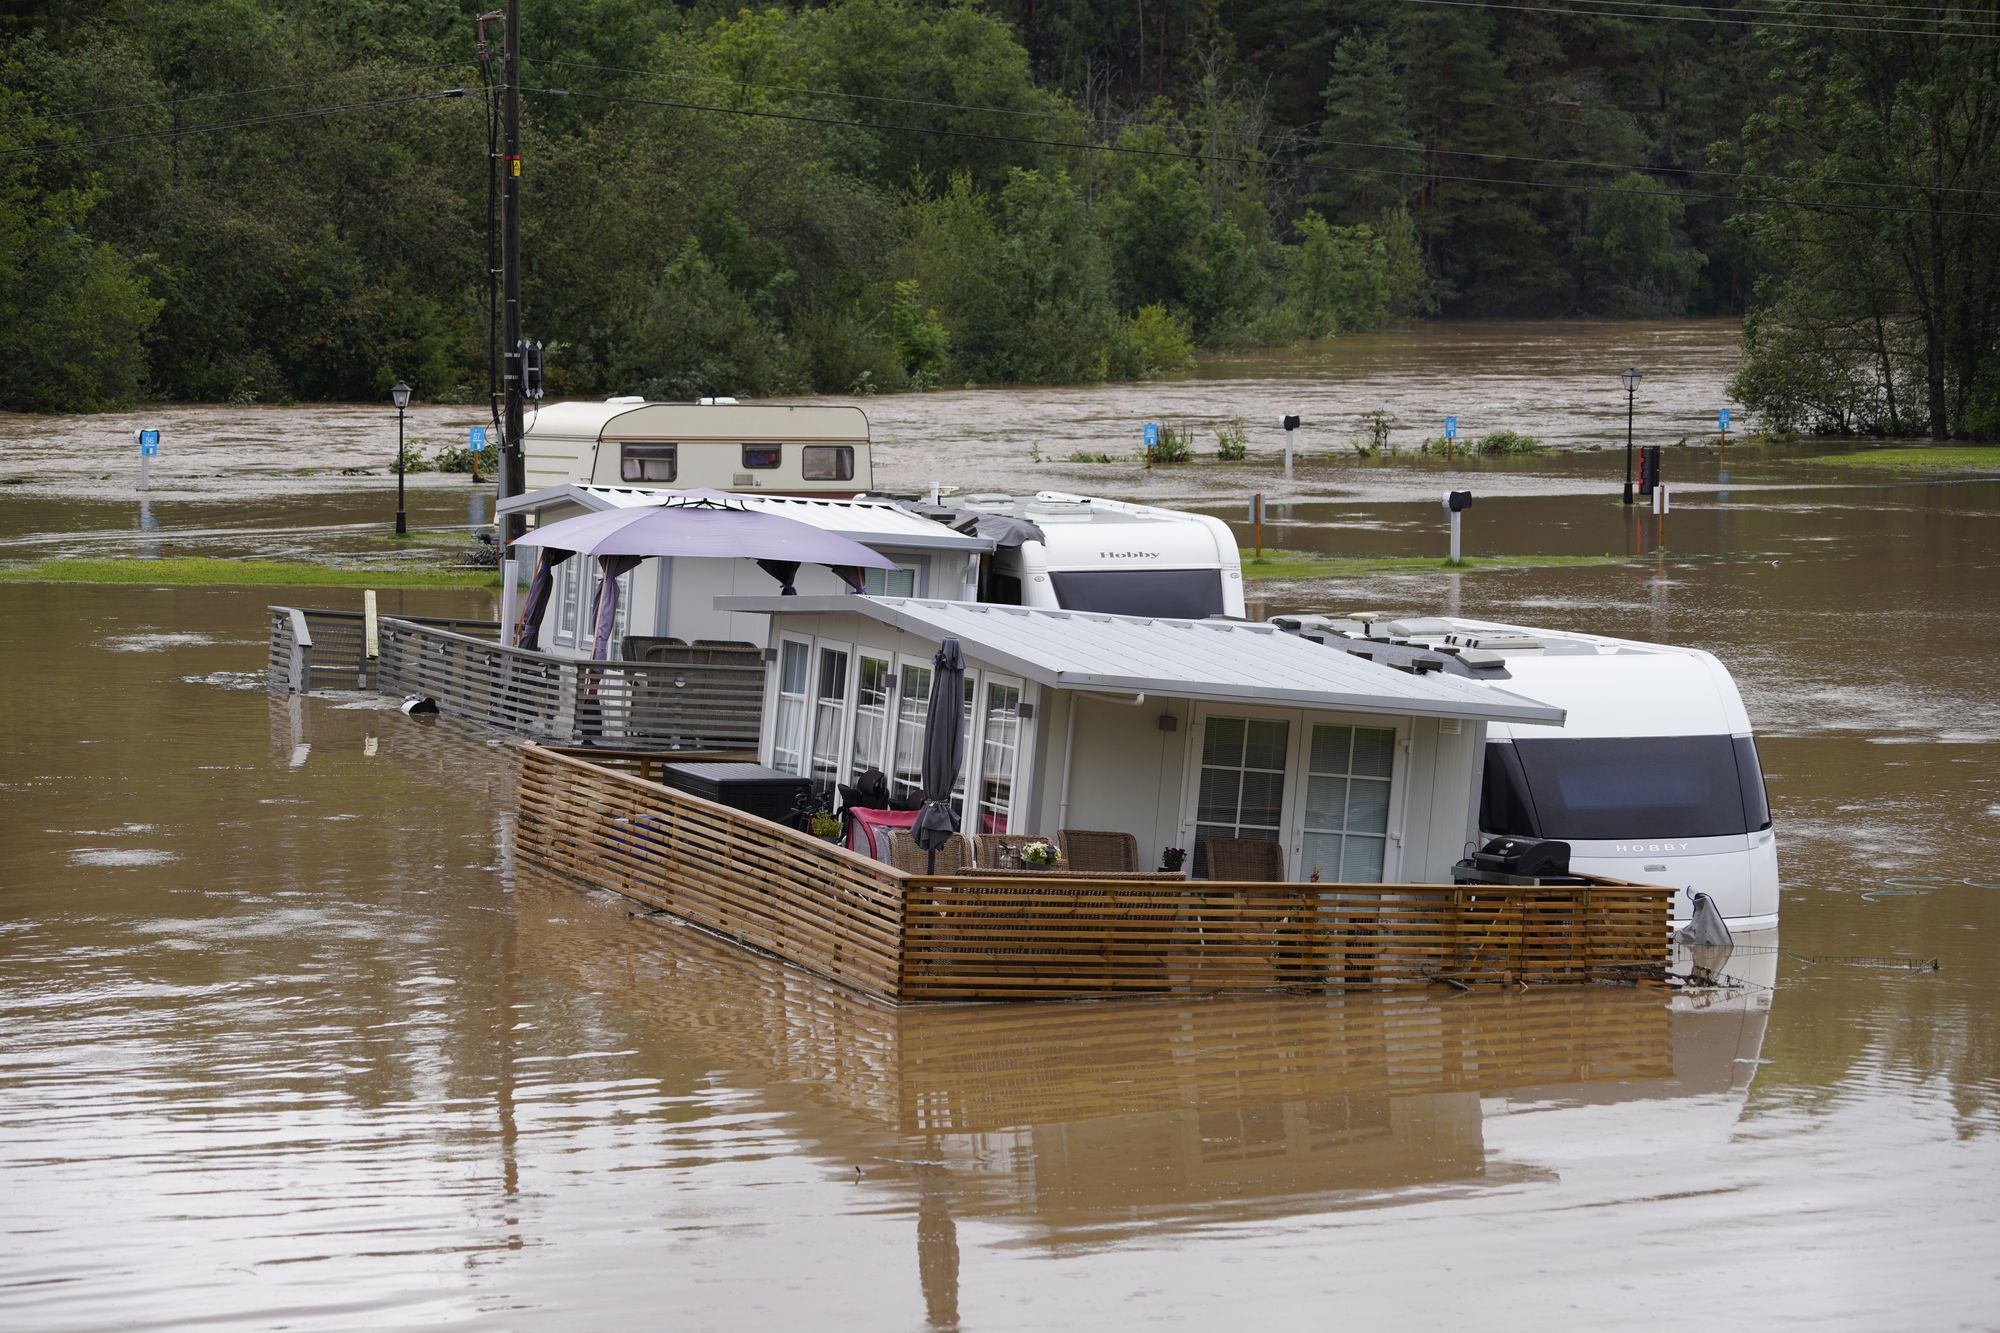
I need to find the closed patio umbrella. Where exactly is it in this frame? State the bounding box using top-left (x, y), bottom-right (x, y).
top-left (910, 638), bottom-right (966, 873)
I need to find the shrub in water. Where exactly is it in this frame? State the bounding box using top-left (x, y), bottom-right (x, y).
top-left (1476, 430), bottom-right (1545, 455)
top-left (1150, 424), bottom-right (1194, 464)
top-left (1215, 418), bottom-right (1248, 461)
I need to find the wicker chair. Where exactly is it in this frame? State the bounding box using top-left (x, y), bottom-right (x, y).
top-left (974, 833), bottom-right (1059, 871)
top-left (887, 830), bottom-right (971, 875)
top-left (1058, 829), bottom-right (1140, 874)
top-left (1203, 836), bottom-right (1286, 882)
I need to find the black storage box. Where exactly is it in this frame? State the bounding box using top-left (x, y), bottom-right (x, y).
top-left (1451, 836), bottom-right (1583, 886)
top-left (662, 762), bottom-right (814, 826)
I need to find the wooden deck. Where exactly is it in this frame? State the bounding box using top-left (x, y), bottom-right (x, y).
top-left (515, 742), bottom-right (1672, 1004)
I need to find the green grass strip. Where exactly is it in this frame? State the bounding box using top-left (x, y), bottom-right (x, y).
top-left (1242, 552), bottom-right (1632, 581)
top-left (0, 557), bottom-right (499, 589)
top-left (1796, 446), bottom-right (2000, 472)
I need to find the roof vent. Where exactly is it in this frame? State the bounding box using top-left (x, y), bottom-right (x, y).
top-left (605, 395), bottom-right (645, 404)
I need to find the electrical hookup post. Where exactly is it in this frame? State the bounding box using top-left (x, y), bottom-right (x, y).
top-left (1282, 414), bottom-right (1300, 480)
top-left (1442, 489), bottom-right (1473, 564)
top-left (134, 427), bottom-right (159, 492)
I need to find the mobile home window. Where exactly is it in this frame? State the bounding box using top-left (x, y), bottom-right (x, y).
top-left (771, 639), bottom-right (811, 775)
top-left (555, 557), bottom-right (583, 645)
top-left (801, 445), bottom-right (854, 481)
top-left (620, 443), bottom-right (677, 483)
top-left (861, 565), bottom-right (919, 598)
top-left (891, 661), bottom-right (934, 804)
top-left (742, 444), bottom-right (782, 470)
top-left (850, 654), bottom-right (894, 781)
top-left (977, 681), bottom-right (1022, 834)
top-left (809, 645), bottom-right (850, 793)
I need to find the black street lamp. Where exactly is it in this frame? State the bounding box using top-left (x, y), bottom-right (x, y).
top-left (1619, 367), bottom-right (1643, 505)
top-left (391, 380), bottom-right (412, 535)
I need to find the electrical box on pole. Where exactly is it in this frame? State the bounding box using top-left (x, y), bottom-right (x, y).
top-left (1442, 489), bottom-right (1473, 564)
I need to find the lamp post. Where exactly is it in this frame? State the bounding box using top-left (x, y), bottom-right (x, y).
top-left (391, 381), bottom-right (412, 535)
top-left (1619, 367), bottom-right (1643, 505)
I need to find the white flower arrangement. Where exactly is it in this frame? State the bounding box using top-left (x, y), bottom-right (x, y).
top-left (1019, 839), bottom-right (1061, 867)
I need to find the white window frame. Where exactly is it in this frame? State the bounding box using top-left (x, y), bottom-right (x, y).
top-left (769, 632), bottom-right (815, 776)
top-left (846, 647), bottom-right (896, 784)
top-left (1179, 704), bottom-right (1411, 882)
top-left (806, 641), bottom-right (853, 793)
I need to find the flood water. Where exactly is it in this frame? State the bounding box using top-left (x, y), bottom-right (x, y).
top-left (4, 324), bottom-right (1999, 1328)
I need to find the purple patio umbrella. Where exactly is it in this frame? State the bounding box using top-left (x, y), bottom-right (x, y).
top-left (511, 491), bottom-right (899, 659)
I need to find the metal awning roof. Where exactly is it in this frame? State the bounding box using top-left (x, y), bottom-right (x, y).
top-left (499, 485), bottom-right (992, 553)
top-left (715, 596), bottom-right (1566, 725)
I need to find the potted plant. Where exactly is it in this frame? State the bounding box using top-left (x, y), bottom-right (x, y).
top-left (808, 810), bottom-right (844, 843)
top-left (1161, 846), bottom-right (1187, 873)
top-left (1018, 839), bottom-right (1062, 869)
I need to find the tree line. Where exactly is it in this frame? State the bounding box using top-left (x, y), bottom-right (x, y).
top-left (3, 0), bottom-right (1997, 439)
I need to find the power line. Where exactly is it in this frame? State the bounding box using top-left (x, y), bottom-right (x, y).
top-left (1543, 0), bottom-right (2000, 30)
top-left (0, 62), bottom-right (472, 130)
top-left (1393, 0), bottom-right (2000, 40)
top-left (0, 90), bottom-right (473, 159)
top-left (526, 84), bottom-right (2000, 218)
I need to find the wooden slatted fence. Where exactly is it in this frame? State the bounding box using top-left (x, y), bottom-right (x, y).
top-left (897, 877), bottom-right (1670, 1000)
top-left (513, 743), bottom-right (1672, 1004)
top-left (516, 742), bottom-right (905, 997)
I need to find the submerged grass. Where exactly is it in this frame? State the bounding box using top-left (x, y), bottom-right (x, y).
top-left (0, 557), bottom-right (500, 589)
top-left (1796, 446), bottom-right (2000, 472)
top-left (1243, 552), bottom-right (1632, 581)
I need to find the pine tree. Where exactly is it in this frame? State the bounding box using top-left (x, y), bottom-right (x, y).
top-left (1307, 35), bottom-right (1417, 226)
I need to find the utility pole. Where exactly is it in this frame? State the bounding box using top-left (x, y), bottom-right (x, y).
top-left (500, 0), bottom-right (525, 543)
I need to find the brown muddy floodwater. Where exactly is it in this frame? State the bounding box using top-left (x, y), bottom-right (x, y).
top-left (4, 324), bottom-right (2000, 1328)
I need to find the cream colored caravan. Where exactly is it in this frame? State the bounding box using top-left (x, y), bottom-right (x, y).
top-left (521, 399), bottom-right (873, 494)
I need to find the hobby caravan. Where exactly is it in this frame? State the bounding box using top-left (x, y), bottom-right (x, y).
top-left (1277, 615), bottom-right (1779, 929)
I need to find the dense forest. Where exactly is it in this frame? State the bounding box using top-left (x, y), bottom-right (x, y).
top-left (3, 0), bottom-right (1998, 437)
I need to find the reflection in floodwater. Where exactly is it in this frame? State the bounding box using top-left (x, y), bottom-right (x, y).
top-left (516, 870), bottom-right (1771, 1323)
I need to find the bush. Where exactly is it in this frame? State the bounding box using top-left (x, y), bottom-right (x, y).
top-left (1476, 430), bottom-right (1544, 455)
top-left (1359, 410), bottom-right (1395, 455)
top-left (396, 439), bottom-right (435, 474)
top-left (1067, 450), bottom-right (1118, 463)
top-left (1123, 304), bottom-right (1195, 378)
top-left (1214, 418), bottom-right (1248, 461)
top-left (430, 441), bottom-right (483, 473)
top-left (1150, 424), bottom-right (1194, 463)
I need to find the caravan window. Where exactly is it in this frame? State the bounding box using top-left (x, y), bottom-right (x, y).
top-left (1500, 736), bottom-right (1767, 840)
top-left (1048, 569), bottom-right (1224, 618)
top-left (620, 443), bottom-right (677, 483)
top-left (801, 445), bottom-right (854, 481)
top-left (742, 444), bottom-right (782, 470)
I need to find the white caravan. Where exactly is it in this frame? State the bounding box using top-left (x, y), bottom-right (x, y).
top-left (522, 399), bottom-right (873, 495)
top-left (944, 491), bottom-right (1247, 619)
top-left (1277, 614), bottom-right (1779, 930)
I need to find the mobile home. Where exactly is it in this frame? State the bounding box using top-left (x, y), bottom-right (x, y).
top-left (721, 596), bottom-right (1566, 883)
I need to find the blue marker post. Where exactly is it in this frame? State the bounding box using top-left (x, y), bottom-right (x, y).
top-left (135, 428), bottom-right (159, 492)
top-left (468, 424), bottom-right (487, 484)
top-left (1143, 421), bottom-right (1160, 469)
top-left (1717, 407), bottom-right (1731, 454)
top-left (1444, 416), bottom-right (1458, 464)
